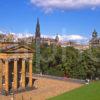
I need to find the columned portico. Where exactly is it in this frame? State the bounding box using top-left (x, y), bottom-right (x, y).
top-left (0, 60), bottom-right (2, 90)
top-left (0, 44), bottom-right (34, 94)
top-left (14, 59), bottom-right (18, 90)
top-left (22, 59), bottom-right (26, 88)
top-left (29, 59), bottom-right (33, 87)
top-left (5, 59), bottom-right (9, 92)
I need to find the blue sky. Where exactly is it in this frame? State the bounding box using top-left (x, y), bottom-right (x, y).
top-left (0, 0), bottom-right (100, 42)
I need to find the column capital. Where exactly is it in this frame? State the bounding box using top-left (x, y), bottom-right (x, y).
top-left (22, 58), bottom-right (27, 61)
top-left (29, 58), bottom-right (33, 61)
top-left (4, 58), bottom-right (9, 62)
top-left (14, 58), bottom-right (19, 61)
top-left (0, 59), bottom-right (2, 62)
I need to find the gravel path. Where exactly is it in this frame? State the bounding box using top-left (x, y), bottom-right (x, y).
top-left (0, 77), bottom-right (82, 100)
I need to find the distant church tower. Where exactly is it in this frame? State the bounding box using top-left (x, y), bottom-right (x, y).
top-left (92, 29), bottom-right (97, 38)
top-left (35, 18), bottom-right (41, 73)
top-left (55, 34), bottom-right (59, 43)
top-left (89, 29), bottom-right (100, 47)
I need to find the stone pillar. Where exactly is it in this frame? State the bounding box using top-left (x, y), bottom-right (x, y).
top-left (22, 59), bottom-right (26, 88)
top-left (14, 59), bottom-right (18, 90)
top-left (29, 59), bottom-right (33, 87)
top-left (0, 60), bottom-right (2, 90)
top-left (5, 59), bottom-right (9, 92)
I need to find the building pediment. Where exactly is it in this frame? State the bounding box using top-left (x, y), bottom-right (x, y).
top-left (2, 45), bottom-right (34, 53)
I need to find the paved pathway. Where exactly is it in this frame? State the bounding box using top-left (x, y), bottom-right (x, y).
top-left (0, 77), bottom-right (82, 100)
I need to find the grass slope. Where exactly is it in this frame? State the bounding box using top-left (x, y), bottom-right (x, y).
top-left (49, 81), bottom-right (100, 100)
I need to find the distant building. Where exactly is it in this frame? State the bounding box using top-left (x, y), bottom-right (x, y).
top-left (61, 41), bottom-right (89, 51)
top-left (0, 34), bottom-right (15, 42)
top-left (0, 44), bottom-right (34, 95)
top-left (89, 30), bottom-right (100, 47)
top-left (0, 19), bottom-right (59, 47)
top-left (17, 19), bottom-right (59, 45)
top-left (18, 36), bottom-right (34, 44)
top-left (41, 36), bottom-right (59, 46)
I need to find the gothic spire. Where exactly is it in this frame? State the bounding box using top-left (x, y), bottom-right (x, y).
top-left (35, 18), bottom-right (41, 38)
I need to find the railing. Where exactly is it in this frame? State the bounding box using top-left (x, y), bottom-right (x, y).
top-left (32, 74), bottom-right (86, 84)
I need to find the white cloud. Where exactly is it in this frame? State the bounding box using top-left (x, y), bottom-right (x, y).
top-left (0, 30), bottom-right (7, 34)
top-left (61, 34), bottom-right (87, 41)
top-left (0, 31), bottom-right (3, 34)
top-left (66, 35), bottom-right (86, 40)
top-left (41, 34), bottom-right (87, 42)
top-left (58, 34), bottom-right (88, 44)
top-left (17, 33), bottom-right (33, 38)
top-left (30, 0), bottom-right (100, 12)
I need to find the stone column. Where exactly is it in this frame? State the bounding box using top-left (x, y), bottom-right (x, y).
top-left (29, 59), bottom-right (33, 87)
top-left (0, 60), bottom-right (2, 90)
top-left (22, 59), bottom-right (26, 88)
top-left (5, 59), bottom-right (9, 92)
top-left (14, 59), bottom-right (18, 90)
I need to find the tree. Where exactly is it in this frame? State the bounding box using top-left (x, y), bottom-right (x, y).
top-left (31, 41), bottom-right (100, 80)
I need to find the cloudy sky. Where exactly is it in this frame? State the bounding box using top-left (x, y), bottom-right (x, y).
top-left (0, 0), bottom-right (100, 42)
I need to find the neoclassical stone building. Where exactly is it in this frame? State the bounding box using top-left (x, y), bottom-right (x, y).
top-left (0, 44), bottom-right (34, 94)
top-left (0, 18), bottom-right (59, 95)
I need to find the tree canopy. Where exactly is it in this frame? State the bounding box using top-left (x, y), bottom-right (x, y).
top-left (32, 42), bottom-right (100, 80)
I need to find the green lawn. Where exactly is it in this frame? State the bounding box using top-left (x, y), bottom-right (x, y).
top-left (49, 81), bottom-right (100, 100)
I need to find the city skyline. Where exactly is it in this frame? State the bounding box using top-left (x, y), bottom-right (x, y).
top-left (0, 0), bottom-right (100, 42)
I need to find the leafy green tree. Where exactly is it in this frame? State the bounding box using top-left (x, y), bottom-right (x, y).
top-left (31, 41), bottom-right (100, 80)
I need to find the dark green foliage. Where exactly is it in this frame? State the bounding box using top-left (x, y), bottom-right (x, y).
top-left (32, 41), bottom-right (100, 80)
